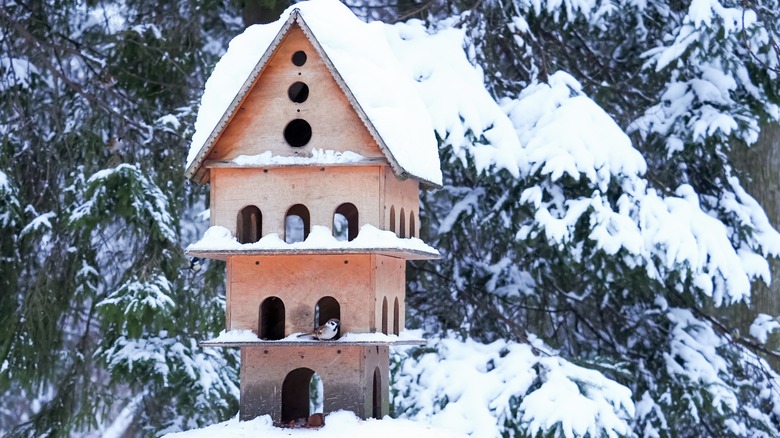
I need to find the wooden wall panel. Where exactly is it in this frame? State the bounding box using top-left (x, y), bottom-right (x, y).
top-left (373, 256), bottom-right (406, 334)
top-left (228, 254), bottom-right (377, 335)
top-left (211, 166), bottom-right (381, 238)
top-left (382, 167), bottom-right (420, 237)
top-left (241, 345), bottom-right (389, 422)
top-left (208, 25), bottom-right (384, 163)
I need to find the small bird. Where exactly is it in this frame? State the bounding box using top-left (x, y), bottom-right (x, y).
top-left (297, 319), bottom-right (340, 340)
top-left (189, 257), bottom-right (203, 273)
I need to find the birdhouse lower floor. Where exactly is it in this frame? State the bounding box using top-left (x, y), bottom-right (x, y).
top-left (239, 344), bottom-right (390, 423)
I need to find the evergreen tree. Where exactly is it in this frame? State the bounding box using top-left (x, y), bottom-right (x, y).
top-left (392, 0), bottom-right (780, 436)
top-left (0, 1), bottom-right (244, 435)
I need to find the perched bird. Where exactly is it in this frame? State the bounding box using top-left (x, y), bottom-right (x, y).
top-left (189, 257), bottom-right (203, 273)
top-left (297, 318), bottom-right (340, 340)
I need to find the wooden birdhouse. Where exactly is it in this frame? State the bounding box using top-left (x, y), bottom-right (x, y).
top-left (184, 2), bottom-right (441, 425)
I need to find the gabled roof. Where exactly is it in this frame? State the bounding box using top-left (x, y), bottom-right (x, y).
top-left (185, 0), bottom-right (442, 188)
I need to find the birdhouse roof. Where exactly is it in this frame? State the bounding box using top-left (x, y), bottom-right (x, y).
top-left (184, 0), bottom-right (442, 187)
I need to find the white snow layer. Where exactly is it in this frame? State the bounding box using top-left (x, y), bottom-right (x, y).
top-left (749, 314), bottom-right (780, 344)
top-left (231, 148), bottom-right (368, 166)
top-left (394, 335), bottom-right (635, 437)
top-left (162, 411), bottom-right (466, 438)
top-left (205, 329), bottom-right (423, 344)
top-left (385, 20), bottom-right (523, 177)
top-left (187, 0), bottom-right (441, 186)
top-left (187, 224), bottom-right (439, 256)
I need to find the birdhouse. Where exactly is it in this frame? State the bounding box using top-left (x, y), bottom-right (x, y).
top-left (185, 2), bottom-right (441, 425)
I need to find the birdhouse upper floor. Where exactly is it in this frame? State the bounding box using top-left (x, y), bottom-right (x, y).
top-left (203, 24), bottom-right (387, 166)
top-left (208, 164), bottom-right (421, 242)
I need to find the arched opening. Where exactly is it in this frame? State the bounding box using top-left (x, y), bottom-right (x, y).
top-left (237, 206), bottom-right (262, 243)
top-left (389, 206), bottom-right (396, 234)
top-left (409, 211), bottom-right (416, 238)
top-left (393, 297), bottom-right (400, 335)
top-left (259, 296), bottom-right (285, 340)
top-left (333, 203), bottom-right (359, 241)
top-left (399, 207), bottom-right (406, 238)
top-left (315, 296), bottom-right (341, 339)
top-left (381, 297), bottom-right (388, 335)
top-left (282, 368), bottom-right (321, 423)
top-left (285, 204), bottom-right (310, 243)
top-left (309, 372), bottom-right (324, 416)
top-left (372, 367), bottom-right (382, 419)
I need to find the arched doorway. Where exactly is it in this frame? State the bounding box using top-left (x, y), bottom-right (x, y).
top-left (282, 368), bottom-right (322, 423)
top-left (333, 202), bottom-right (359, 241)
top-left (285, 204), bottom-right (310, 243)
top-left (381, 297), bottom-right (388, 335)
top-left (237, 205), bottom-right (262, 243)
top-left (259, 296), bottom-right (285, 340)
top-left (393, 297), bottom-right (400, 335)
top-left (372, 367), bottom-right (382, 419)
top-left (314, 296), bottom-right (341, 340)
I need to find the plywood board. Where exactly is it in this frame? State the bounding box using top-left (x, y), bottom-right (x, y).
top-left (207, 25), bottom-right (385, 163)
top-left (210, 166), bottom-right (382, 238)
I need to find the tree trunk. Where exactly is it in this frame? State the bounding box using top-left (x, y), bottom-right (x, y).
top-left (727, 122), bottom-right (780, 366)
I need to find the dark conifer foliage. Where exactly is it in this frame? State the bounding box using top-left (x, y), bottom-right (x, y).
top-left (0, 1), bottom-right (244, 435)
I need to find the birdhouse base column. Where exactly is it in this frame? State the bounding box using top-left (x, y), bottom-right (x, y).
top-left (239, 345), bottom-right (390, 423)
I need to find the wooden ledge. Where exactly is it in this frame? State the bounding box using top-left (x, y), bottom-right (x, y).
top-left (200, 338), bottom-right (427, 348)
top-left (186, 246), bottom-right (441, 261)
top-left (203, 158), bottom-right (386, 169)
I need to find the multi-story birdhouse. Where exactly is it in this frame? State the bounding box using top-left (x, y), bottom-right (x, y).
top-left (184, 1), bottom-right (441, 425)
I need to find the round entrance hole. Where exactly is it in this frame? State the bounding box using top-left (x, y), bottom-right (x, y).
top-left (292, 50), bottom-right (307, 66)
top-left (284, 119), bottom-right (312, 147)
top-left (288, 82), bottom-right (309, 103)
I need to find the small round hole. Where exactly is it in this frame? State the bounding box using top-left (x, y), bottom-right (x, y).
top-left (292, 51), bottom-right (307, 66)
top-left (288, 82), bottom-right (309, 103)
top-left (284, 119), bottom-right (312, 147)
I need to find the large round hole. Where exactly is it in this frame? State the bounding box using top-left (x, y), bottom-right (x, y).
top-left (288, 82), bottom-right (309, 103)
top-left (292, 50), bottom-right (307, 66)
top-left (284, 119), bottom-right (312, 147)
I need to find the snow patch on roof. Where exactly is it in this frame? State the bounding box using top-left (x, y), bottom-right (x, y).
top-left (187, 0), bottom-right (441, 186)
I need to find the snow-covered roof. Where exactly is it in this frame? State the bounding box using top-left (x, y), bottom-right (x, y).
top-left (185, 0), bottom-right (442, 187)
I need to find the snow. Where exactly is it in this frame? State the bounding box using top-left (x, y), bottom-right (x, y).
top-left (664, 308), bottom-right (737, 413)
top-left (204, 329), bottom-right (424, 345)
top-left (187, 224), bottom-right (439, 257)
top-left (208, 329), bottom-right (259, 343)
top-left (504, 71), bottom-right (646, 189)
top-left (386, 21), bottom-right (522, 177)
top-left (19, 211), bottom-right (55, 237)
top-left (393, 335), bottom-right (634, 437)
top-left (749, 314), bottom-right (780, 344)
top-left (187, 0), bottom-right (441, 186)
top-left (230, 148), bottom-right (368, 166)
top-left (0, 57), bottom-right (44, 91)
top-left (163, 410), bottom-right (466, 438)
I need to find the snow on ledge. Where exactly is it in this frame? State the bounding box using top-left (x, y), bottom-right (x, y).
top-left (203, 329), bottom-right (426, 346)
top-left (162, 410), bottom-right (466, 437)
top-left (222, 149), bottom-right (372, 167)
top-left (186, 224), bottom-right (439, 257)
